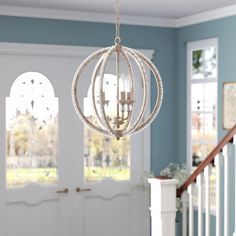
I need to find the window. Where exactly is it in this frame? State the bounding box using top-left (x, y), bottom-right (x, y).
top-left (6, 72), bottom-right (58, 188)
top-left (84, 74), bottom-right (130, 182)
top-left (187, 39), bottom-right (218, 168)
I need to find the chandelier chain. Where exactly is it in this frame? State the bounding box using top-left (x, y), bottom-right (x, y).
top-left (72, 0), bottom-right (163, 139)
top-left (115, 0), bottom-right (121, 45)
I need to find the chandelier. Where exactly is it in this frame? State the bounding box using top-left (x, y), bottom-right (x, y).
top-left (72, 0), bottom-right (163, 140)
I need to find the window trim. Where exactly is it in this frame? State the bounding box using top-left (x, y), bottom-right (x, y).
top-left (186, 38), bottom-right (219, 170)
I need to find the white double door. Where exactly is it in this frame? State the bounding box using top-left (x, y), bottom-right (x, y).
top-left (0, 43), bottom-right (151, 236)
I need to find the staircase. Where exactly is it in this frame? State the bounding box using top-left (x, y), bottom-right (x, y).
top-left (149, 124), bottom-right (236, 236)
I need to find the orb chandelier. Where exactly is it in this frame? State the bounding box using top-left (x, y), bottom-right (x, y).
top-left (72, 0), bottom-right (163, 140)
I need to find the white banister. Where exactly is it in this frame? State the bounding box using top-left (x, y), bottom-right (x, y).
top-left (204, 164), bottom-right (212, 236)
top-left (178, 126), bottom-right (236, 236)
top-left (223, 145), bottom-right (230, 236)
top-left (197, 173), bottom-right (203, 236)
top-left (148, 177), bottom-right (178, 236)
top-left (214, 154), bottom-right (223, 236)
top-left (188, 183), bottom-right (195, 236)
top-left (181, 191), bottom-right (188, 236)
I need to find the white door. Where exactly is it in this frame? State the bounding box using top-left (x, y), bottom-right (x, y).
top-left (72, 129), bottom-right (150, 236)
top-left (0, 44), bottom-right (74, 236)
top-left (0, 43), bottom-right (152, 236)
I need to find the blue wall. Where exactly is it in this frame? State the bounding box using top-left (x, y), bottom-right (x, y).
top-left (1, 14), bottom-right (235, 175)
top-left (0, 16), bottom-right (177, 175)
top-left (176, 15), bottom-right (236, 163)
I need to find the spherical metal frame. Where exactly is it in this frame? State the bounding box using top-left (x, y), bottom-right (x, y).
top-left (71, 45), bottom-right (163, 139)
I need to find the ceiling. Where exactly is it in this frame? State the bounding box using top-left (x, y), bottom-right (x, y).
top-left (0, 0), bottom-right (236, 19)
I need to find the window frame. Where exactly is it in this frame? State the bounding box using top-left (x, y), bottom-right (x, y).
top-left (186, 38), bottom-right (219, 170)
top-left (6, 72), bottom-right (59, 188)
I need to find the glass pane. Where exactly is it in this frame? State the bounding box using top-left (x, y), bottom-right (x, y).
top-left (192, 47), bottom-right (217, 79)
top-left (192, 112), bottom-right (217, 143)
top-left (6, 72), bottom-right (58, 188)
top-left (191, 83), bottom-right (217, 112)
top-left (191, 113), bottom-right (204, 142)
top-left (204, 113), bottom-right (217, 142)
top-left (192, 143), bottom-right (215, 166)
top-left (204, 83), bottom-right (217, 112)
top-left (84, 128), bottom-right (130, 182)
top-left (191, 84), bottom-right (204, 112)
top-left (83, 74), bottom-right (131, 182)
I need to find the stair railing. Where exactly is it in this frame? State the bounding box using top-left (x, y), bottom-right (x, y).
top-left (177, 124), bottom-right (236, 236)
top-left (149, 124), bottom-right (236, 236)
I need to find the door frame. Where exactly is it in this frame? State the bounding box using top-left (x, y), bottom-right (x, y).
top-left (0, 42), bottom-right (153, 236)
top-left (0, 41), bottom-right (152, 174)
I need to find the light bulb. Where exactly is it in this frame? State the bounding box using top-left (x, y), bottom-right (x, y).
top-left (125, 75), bottom-right (131, 92)
top-left (120, 74), bottom-right (131, 93)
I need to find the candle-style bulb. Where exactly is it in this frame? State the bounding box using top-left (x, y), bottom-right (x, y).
top-left (125, 75), bottom-right (131, 92)
top-left (120, 73), bottom-right (126, 92)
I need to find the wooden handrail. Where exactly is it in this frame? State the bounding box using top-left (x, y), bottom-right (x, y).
top-left (177, 124), bottom-right (236, 197)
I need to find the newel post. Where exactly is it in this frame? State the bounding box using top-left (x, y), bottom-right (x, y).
top-left (148, 177), bottom-right (178, 236)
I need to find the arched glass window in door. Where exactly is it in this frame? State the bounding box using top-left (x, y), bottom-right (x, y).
top-left (6, 72), bottom-right (58, 188)
top-left (84, 74), bottom-right (131, 182)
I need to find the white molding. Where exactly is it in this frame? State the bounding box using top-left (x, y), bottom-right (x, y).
top-left (0, 5), bottom-right (176, 28)
top-left (0, 42), bottom-right (154, 59)
top-left (186, 41), bottom-right (191, 171)
top-left (176, 4), bottom-right (236, 27)
top-left (0, 4), bottom-right (236, 28)
top-left (187, 38), bottom-right (219, 49)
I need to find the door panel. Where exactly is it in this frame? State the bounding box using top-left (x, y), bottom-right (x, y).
top-left (0, 51), bottom-right (73, 236)
top-left (72, 133), bottom-right (150, 236)
top-left (6, 201), bottom-right (60, 236)
top-left (71, 55), bottom-right (150, 236)
top-left (84, 195), bottom-right (131, 236)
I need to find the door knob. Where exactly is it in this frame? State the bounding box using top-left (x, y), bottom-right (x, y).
top-left (76, 187), bottom-right (91, 193)
top-left (56, 188), bottom-right (69, 194)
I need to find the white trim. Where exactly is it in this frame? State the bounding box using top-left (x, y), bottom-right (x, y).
top-left (186, 41), bottom-right (191, 171)
top-left (0, 5), bottom-right (176, 28)
top-left (0, 4), bottom-right (236, 28)
top-left (191, 111), bottom-right (217, 115)
top-left (186, 38), bottom-right (218, 170)
top-left (187, 38), bottom-right (219, 50)
top-left (191, 78), bottom-right (217, 84)
top-left (176, 4), bottom-right (236, 27)
top-left (0, 42), bottom-right (154, 59)
top-left (142, 75), bottom-right (151, 236)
